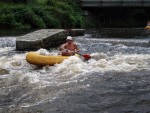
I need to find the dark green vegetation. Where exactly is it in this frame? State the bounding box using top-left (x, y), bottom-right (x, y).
top-left (0, 0), bottom-right (86, 29)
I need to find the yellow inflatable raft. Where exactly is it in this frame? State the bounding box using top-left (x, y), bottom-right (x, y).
top-left (26, 52), bottom-right (69, 66)
top-left (145, 26), bottom-right (150, 29)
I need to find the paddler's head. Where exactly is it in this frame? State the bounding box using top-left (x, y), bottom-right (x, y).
top-left (66, 36), bottom-right (73, 44)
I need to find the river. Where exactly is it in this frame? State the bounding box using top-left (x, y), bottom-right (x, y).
top-left (0, 28), bottom-right (150, 113)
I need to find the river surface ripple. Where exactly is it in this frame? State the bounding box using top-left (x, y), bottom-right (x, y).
top-left (0, 28), bottom-right (150, 113)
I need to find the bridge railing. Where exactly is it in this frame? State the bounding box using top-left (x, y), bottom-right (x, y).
top-left (81, 0), bottom-right (150, 7)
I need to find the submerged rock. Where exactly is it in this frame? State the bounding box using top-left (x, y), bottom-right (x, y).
top-left (0, 68), bottom-right (9, 75)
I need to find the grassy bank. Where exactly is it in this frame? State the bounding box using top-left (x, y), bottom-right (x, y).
top-left (0, 0), bottom-right (86, 29)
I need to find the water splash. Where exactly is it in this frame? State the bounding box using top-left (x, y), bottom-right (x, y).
top-left (0, 37), bottom-right (16, 48)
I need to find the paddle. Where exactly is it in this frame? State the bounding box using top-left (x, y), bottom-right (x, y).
top-left (76, 53), bottom-right (91, 60)
top-left (62, 49), bottom-right (91, 60)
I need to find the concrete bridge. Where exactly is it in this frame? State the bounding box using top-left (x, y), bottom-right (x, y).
top-left (81, 0), bottom-right (150, 8)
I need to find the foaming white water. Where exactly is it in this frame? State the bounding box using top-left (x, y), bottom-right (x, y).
top-left (0, 47), bottom-right (15, 53)
top-left (0, 49), bottom-right (150, 86)
top-left (0, 37), bottom-right (16, 47)
top-left (0, 49), bottom-right (91, 107)
top-left (55, 56), bottom-right (87, 73)
top-left (11, 52), bottom-right (150, 108)
top-left (0, 47), bottom-right (150, 108)
top-left (22, 50), bottom-right (150, 75)
top-left (0, 54), bottom-right (28, 70)
top-left (87, 53), bottom-right (150, 72)
top-left (36, 48), bottom-right (50, 55)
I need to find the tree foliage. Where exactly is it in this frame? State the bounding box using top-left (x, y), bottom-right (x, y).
top-left (0, 0), bottom-right (86, 29)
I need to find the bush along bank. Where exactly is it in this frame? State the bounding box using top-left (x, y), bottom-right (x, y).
top-left (0, 0), bottom-right (86, 29)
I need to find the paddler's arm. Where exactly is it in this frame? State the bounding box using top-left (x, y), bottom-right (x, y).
top-left (74, 44), bottom-right (80, 53)
top-left (59, 44), bottom-right (66, 51)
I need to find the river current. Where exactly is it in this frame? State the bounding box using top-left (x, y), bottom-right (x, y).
top-left (0, 28), bottom-right (150, 113)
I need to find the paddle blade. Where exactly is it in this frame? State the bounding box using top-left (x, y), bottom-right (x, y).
top-left (82, 54), bottom-right (91, 59)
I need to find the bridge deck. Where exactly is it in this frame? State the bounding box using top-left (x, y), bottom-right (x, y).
top-left (81, 0), bottom-right (150, 7)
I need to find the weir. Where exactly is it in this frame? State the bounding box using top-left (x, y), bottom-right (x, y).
top-left (0, 38), bottom-right (16, 48)
top-left (96, 38), bottom-right (150, 47)
top-left (16, 29), bottom-right (85, 51)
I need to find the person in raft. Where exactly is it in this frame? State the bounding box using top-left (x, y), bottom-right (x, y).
top-left (147, 21), bottom-right (150, 26)
top-left (59, 36), bottom-right (79, 56)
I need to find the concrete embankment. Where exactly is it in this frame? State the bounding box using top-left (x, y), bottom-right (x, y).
top-left (16, 29), bottom-right (85, 50)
